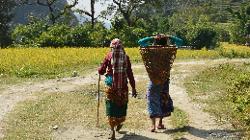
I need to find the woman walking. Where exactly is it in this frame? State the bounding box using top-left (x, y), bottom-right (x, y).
top-left (98, 38), bottom-right (137, 139)
top-left (138, 34), bottom-right (182, 132)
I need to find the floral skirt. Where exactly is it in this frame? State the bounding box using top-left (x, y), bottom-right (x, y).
top-left (147, 80), bottom-right (174, 118)
top-left (105, 87), bottom-right (128, 127)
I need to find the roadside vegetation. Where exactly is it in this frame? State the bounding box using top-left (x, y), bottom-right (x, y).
top-left (1, 43), bottom-right (250, 79)
top-left (185, 62), bottom-right (250, 139)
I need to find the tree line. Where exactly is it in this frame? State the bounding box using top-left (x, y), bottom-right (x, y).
top-left (1, 0), bottom-right (250, 49)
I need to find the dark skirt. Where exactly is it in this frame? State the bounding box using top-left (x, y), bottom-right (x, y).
top-left (147, 80), bottom-right (174, 118)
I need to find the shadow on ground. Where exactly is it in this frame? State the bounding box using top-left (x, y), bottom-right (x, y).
top-left (118, 131), bottom-right (157, 140)
top-left (163, 125), bottom-right (242, 140)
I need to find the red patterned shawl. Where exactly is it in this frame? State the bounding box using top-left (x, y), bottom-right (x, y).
top-left (110, 38), bottom-right (128, 90)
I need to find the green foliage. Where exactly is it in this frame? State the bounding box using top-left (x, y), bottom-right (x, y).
top-left (186, 63), bottom-right (250, 138)
top-left (218, 43), bottom-right (250, 58)
top-left (227, 4), bottom-right (250, 44)
top-left (67, 24), bottom-right (92, 46)
top-left (109, 18), bottom-right (148, 47)
top-left (12, 18), bottom-right (48, 45)
top-left (170, 10), bottom-right (218, 49)
top-left (38, 24), bottom-right (70, 47)
top-left (215, 23), bottom-right (231, 42)
top-left (11, 21), bottom-right (109, 47)
top-left (228, 74), bottom-right (250, 122)
top-left (8, 0), bottom-right (250, 48)
top-left (89, 23), bottom-right (110, 47)
top-left (119, 26), bottom-right (147, 47)
top-left (189, 27), bottom-right (218, 49)
top-left (0, 0), bottom-right (15, 47)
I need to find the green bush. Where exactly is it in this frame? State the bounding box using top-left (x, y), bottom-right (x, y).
top-left (89, 23), bottom-right (110, 47)
top-left (227, 69), bottom-right (250, 132)
top-left (67, 24), bottom-right (92, 47)
top-left (11, 21), bottom-right (109, 47)
top-left (229, 24), bottom-right (246, 44)
top-left (38, 24), bottom-right (70, 47)
top-left (186, 63), bottom-right (250, 137)
top-left (11, 19), bottom-right (48, 45)
top-left (121, 26), bottom-right (147, 47)
top-left (215, 24), bottom-right (231, 42)
top-left (169, 11), bottom-right (219, 49)
top-left (227, 4), bottom-right (250, 44)
top-left (189, 27), bottom-right (218, 49)
top-left (109, 20), bottom-right (148, 47)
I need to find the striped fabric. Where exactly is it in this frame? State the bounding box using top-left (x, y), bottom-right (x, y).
top-left (110, 39), bottom-right (128, 90)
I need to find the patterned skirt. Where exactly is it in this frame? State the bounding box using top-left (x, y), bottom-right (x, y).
top-left (147, 80), bottom-right (174, 118)
top-left (105, 87), bottom-right (128, 127)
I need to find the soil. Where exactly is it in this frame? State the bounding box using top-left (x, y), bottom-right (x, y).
top-left (1, 59), bottom-right (247, 140)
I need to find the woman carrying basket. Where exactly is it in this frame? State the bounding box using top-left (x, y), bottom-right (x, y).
top-left (98, 38), bottom-right (137, 140)
top-left (138, 34), bottom-right (183, 132)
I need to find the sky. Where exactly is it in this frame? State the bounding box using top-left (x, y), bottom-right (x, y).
top-left (67, 0), bottom-right (112, 28)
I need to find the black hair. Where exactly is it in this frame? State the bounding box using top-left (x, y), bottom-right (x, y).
top-left (154, 37), bottom-right (168, 46)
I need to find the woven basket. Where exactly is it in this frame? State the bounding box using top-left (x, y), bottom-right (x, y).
top-left (140, 46), bottom-right (177, 85)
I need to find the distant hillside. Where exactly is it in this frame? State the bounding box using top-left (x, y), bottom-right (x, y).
top-left (12, 0), bottom-right (78, 25)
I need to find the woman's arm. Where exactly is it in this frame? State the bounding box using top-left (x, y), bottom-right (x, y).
top-left (126, 56), bottom-right (137, 97)
top-left (98, 53), bottom-right (111, 75)
top-left (138, 36), bottom-right (154, 47)
top-left (126, 56), bottom-right (135, 89)
top-left (169, 36), bottom-right (183, 47)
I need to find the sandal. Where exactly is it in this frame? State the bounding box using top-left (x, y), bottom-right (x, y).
top-left (157, 124), bottom-right (166, 129)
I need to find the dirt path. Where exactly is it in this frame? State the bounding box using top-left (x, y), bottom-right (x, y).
top-left (170, 60), bottom-right (241, 140)
top-left (0, 73), bottom-right (97, 139)
top-left (0, 59), bottom-right (248, 139)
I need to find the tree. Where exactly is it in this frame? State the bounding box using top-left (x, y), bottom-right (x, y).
top-left (0, 0), bottom-right (16, 47)
top-left (77, 0), bottom-right (97, 28)
top-left (20, 0), bottom-right (78, 24)
top-left (104, 0), bottom-right (147, 26)
top-left (227, 4), bottom-right (250, 44)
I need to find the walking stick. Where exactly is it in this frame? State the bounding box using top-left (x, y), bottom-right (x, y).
top-left (96, 74), bottom-right (101, 127)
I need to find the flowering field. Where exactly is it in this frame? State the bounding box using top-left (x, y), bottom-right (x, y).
top-left (0, 47), bottom-right (109, 78)
top-left (0, 43), bottom-right (250, 78)
top-left (219, 43), bottom-right (250, 58)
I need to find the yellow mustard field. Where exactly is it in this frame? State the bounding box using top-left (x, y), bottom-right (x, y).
top-left (219, 42), bottom-right (250, 58)
top-left (0, 47), bottom-right (110, 77)
top-left (0, 43), bottom-right (250, 78)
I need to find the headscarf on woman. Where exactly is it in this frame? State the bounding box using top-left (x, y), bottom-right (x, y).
top-left (98, 38), bottom-right (136, 140)
top-left (108, 38), bottom-right (129, 106)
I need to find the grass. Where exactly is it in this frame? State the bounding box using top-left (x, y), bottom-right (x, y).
top-left (2, 87), bottom-right (189, 139)
top-left (2, 43), bottom-right (250, 139)
top-left (169, 108), bottom-right (189, 139)
top-left (2, 62), bottom-right (190, 139)
top-left (0, 47), bottom-right (110, 78)
top-left (2, 88), bottom-right (150, 139)
top-left (1, 43), bottom-right (250, 80)
top-left (2, 65), bottom-right (150, 139)
top-left (184, 62), bottom-right (250, 139)
top-left (3, 92), bottom-right (101, 140)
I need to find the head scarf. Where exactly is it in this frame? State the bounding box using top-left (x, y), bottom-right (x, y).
top-left (110, 38), bottom-right (128, 90)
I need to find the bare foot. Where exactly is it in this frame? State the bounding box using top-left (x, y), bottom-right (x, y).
top-left (149, 126), bottom-right (156, 132)
top-left (108, 130), bottom-right (115, 140)
top-left (116, 124), bottom-right (123, 132)
top-left (157, 124), bottom-right (166, 129)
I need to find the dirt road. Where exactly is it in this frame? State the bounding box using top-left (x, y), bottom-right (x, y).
top-left (0, 59), bottom-right (246, 140)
